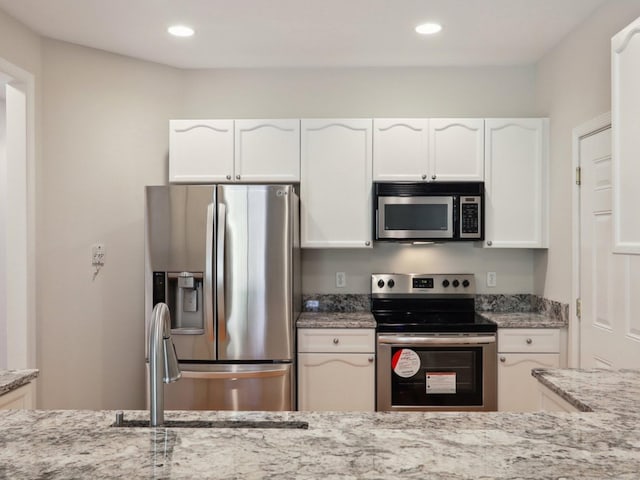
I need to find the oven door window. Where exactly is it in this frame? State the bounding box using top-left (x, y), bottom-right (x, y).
top-left (391, 346), bottom-right (483, 407)
top-left (378, 196), bottom-right (453, 239)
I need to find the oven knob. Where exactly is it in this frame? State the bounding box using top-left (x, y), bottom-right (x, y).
top-left (442, 280), bottom-right (450, 288)
top-left (452, 279), bottom-right (460, 287)
top-left (387, 279), bottom-right (395, 288)
top-left (462, 280), bottom-right (470, 288)
top-left (377, 279), bottom-right (385, 288)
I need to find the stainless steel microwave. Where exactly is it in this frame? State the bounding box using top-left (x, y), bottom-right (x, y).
top-left (374, 182), bottom-right (484, 241)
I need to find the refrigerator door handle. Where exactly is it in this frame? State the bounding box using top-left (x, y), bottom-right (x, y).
top-left (205, 202), bottom-right (215, 345)
top-left (216, 202), bottom-right (227, 342)
top-left (180, 367), bottom-right (289, 380)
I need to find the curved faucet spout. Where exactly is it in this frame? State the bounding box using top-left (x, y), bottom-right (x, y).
top-left (149, 303), bottom-right (181, 427)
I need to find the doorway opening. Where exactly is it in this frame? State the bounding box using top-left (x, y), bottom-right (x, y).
top-left (0, 57), bottom-right (35, 371)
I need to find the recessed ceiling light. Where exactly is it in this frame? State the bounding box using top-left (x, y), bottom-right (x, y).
top-left (415, 23), bottom-right (442, 35)
top-left (168, 25), bottom-right (195, 37)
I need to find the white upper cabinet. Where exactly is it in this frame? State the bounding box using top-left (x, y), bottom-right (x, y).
top-left (169, 120), bottom-right (234, 183)
top-left (169, 119), bottom-right (300, 183)
top-left (429, 118), bottom-right (484, 182)
top-left (484, 118), bottom-right (549, 248)
top-left (612, 17), bottom-right (640, 254)
top-left (373, 118), bottom-right (484, 182)
top-left (373, 119), bottom-right (429, 181)
top-left (301, 119), bottom-right (373, 248)
top-left (234, 119), bottom-right (300, 183)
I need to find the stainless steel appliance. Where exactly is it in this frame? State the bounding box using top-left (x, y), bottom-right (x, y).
top-left (145, 184), bottom-right (300, 411)
top-left (374, 182), bottom-right (484, 241)
top-left (372, 273), bottom-right (497, 412)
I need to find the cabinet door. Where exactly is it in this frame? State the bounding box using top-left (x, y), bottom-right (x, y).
top-left (0, 382), bottom-right (36, 409)
top-left (612, 17), bottom-right (640, 254)
top-left (298, 353), bottom-right (375, 411)
top-left (169, 120), bottom-right (234, 183)
top-left (234, 119), bottom-right (300, 183)
top-left (373, 119), bottom-right (428, 181)
top-left (301, 119), bottom-right (373, 248)
top-left (498, 353), bottom-right (559, 412)
top-left (429, 118), bottom-right (484, 182)
top-left (484, 118), bottom-right (549, 248)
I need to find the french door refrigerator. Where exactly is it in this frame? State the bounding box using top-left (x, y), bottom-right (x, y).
top-left (145, 184), bottom-right (300, 411)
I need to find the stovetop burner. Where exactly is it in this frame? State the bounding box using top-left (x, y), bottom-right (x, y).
top-left (371, 273), bottom-right (497, 333)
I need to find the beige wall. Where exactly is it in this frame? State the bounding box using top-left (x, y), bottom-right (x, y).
top-left (39, 40), bottom-right (183, 408)
top-left (36, 57), bottom-right (538, 409)
top-left (534, 0), bottom-right (640, 303)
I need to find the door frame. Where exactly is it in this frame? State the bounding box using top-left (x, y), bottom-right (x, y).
top-left (571, 112), bottom-right (611, 368)
top-left (0, 56), bottom-right (36, 369)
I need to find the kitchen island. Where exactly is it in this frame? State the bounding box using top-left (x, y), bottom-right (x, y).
top-left (2, 375), bottom-right (640, 480)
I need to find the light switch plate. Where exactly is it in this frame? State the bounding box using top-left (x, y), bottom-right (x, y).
top-left (487, 272), bottom-right (497, 287)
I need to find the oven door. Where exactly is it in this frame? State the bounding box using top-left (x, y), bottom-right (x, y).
top-left (377, 196), bottom-right (454, 239)
top-left (376, 334), bottom-right (497, 412)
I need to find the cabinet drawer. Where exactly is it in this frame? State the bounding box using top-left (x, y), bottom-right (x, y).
top-left (498, 328), bottom-right (560, 353)
top-left (298, 328), bottom-right (375, 353)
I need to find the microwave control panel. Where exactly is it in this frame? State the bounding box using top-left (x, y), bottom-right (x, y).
top-left (459, 196), bottom-right (482, 238)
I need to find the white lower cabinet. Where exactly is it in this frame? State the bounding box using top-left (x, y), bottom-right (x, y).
top-left (538, 383), bottom-right (580, 412)
top-left (497, 329), bottom-right (561, 412)
top-left (0, 381), bottom-right (36, 409)
top-left (297, 328), bottom-right (375, 411)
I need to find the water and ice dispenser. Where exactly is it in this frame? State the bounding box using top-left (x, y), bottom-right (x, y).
top-left (152, 271), bottom-right (204, 332)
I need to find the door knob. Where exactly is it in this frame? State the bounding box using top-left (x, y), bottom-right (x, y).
top-left (368, 356), bottom-right (374, 362)
top-left (499, 356), bottom-right (506, 362)
top-left (333, 338), bottom-right (339, 345)
top-left (526, 338), bottom-right (533, 345)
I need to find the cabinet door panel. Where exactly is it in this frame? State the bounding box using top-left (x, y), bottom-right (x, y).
top-left (612, 17), bottom-right (640, 254)
top-left (298, 353), bottom-right (375, 411)
top-left (169, 120), bottom-right (234, 183)
top-left (301, 119), bottom-right (373, 248)
top-left (429, 118), bottom-right (484, 182)
top-left (234, 119), bottom-right (300, 182)
top-left (498, 353), bottom-right (559, 412)
top-left (484, 118), bottom-right (548, 248)
top-left (373, 119), bottom-right (428, 181)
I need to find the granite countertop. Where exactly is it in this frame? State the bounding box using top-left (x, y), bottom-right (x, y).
top-left (0, 369), bottom-right (39, 396)
top-left (297, 311), bottom-right (376, 329)
top-left (298, 310), bottom-right (565, 330)
top-left (532, 368), bottom-right (640, 415)
top-left (477, 311), bottom-right (567, 328)
top-left (2, 403), bottom-right (640, 479)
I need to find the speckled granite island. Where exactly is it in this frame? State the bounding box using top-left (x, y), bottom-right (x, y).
top-left (2, 383), bottom-right (640, 480)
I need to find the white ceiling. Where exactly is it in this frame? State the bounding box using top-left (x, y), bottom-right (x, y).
top-left (0, 0), bottom-right (609, 69)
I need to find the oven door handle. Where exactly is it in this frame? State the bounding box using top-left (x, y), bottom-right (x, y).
top-left (377, 335), bottom-right (496, 345)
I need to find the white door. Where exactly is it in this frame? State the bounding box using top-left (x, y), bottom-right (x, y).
top-left (578, 124), bottom-right (640, 367)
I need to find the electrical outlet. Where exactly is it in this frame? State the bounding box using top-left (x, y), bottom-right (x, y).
top-left (336, 272), bottom-right (346, 288)
top-left (92, 243), bottom-right (106, 266)
top-left (487, 271), bottom-right (497, 288)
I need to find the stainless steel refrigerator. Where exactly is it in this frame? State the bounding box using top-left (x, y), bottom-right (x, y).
top-left (144, 184), bottom-right (300, 411)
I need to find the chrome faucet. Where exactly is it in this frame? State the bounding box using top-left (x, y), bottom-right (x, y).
top-left (149, 302), bottom-right (181, 427)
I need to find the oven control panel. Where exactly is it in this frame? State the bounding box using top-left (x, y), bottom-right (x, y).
top-left (372, 273), bottom-right (475, 295)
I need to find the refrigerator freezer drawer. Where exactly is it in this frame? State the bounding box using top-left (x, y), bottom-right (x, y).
top-left (162, 363), bottom-right (294, 411)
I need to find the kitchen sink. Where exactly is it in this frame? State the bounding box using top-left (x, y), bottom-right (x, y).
top-left (111, 419), bottom-right (309, 429)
